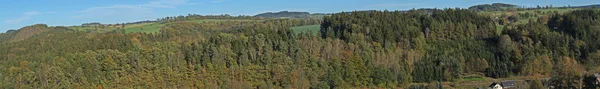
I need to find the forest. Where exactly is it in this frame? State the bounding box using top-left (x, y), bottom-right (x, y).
top-left (0, 7), bottom-right (600, 89)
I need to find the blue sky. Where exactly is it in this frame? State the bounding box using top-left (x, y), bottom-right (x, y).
top-left (0, 0), bottom-right (597, 32)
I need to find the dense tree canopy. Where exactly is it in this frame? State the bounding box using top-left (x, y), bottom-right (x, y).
top-left (0, 8), bottom-right (599, 88)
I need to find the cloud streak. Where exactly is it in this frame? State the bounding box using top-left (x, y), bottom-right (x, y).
top-left (143, 0), bottom-right (188, 8)
top-left (368, 3), bottom-right (419, 8)
top-left (74, 0), bottom-right (189, 20)
top-left (5, 11), bottom-right (41, 24)
top-left (74, 5), bottom-right (153, 18)
top-left (211, 0), bottom-right (225, 3)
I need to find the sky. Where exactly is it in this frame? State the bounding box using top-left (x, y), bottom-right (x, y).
top-left (0, 0), bottom-right (598, 32)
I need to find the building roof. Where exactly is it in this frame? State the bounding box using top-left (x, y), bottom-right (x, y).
top-left (501, 80), bottom-right (516, 87)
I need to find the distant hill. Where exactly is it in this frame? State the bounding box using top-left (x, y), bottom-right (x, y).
top-left (254, 11), bottom-right (311, 18)
top-left (0, 24), bottom-right (74, 43)
top-left (0, 30), bottom-right (16, 43)
top-left (10, 24), bottom-right (53, 42)
top-left (5, 29), bottom-right (17, 33)
top-left (573, 4), bottom-right (600, 8)
top-left (469, 3), bottom-right (517, 12)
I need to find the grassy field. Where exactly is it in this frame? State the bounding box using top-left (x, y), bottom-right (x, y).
top-left (123, 23), bottom-right (153, 29)
top-left (69, 26), bottom-right (119, 32)
top-left (124, 23), bottom-right (163, 34)
top-left (291, 25), bottom-right (320, 35)
top-left (68, 23), bottom-right (160, 33)
top-left (518, 8), bottom-right (577, 14)
top-left (461, 76), bottom-right (485, 81)
top-left (483, 8), bottom-right (579, 34)
top-left (496, 25), bottom-right (505, 34)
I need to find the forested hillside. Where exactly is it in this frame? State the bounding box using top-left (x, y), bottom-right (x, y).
top-left (469, 3), bottom-right (518, 12)
top-left (0, 8), bottom-right (599, 89)
top-left (254, 11), bottom-right (311, 19)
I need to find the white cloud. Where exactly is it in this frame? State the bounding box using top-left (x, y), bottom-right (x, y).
top-left (368, 3), bottom-right (419, 8)
top-left (187, 3), bottom-right (199, 5)
top-left (24, 11), bottom-right (41, 16)
top-left (75, 5), bottom-right (153, 18)
top-left (5, 11), bottom-right (41, 24)
top-left (74, 0), bottom-right (189, 20)
top-left (211, 0), bottom-right (225, 3)
top-left (142, 0), bottom-right (188, 8)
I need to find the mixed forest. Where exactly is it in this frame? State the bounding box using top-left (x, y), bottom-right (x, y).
top-left (0, 4), bottom-right (600, 89)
